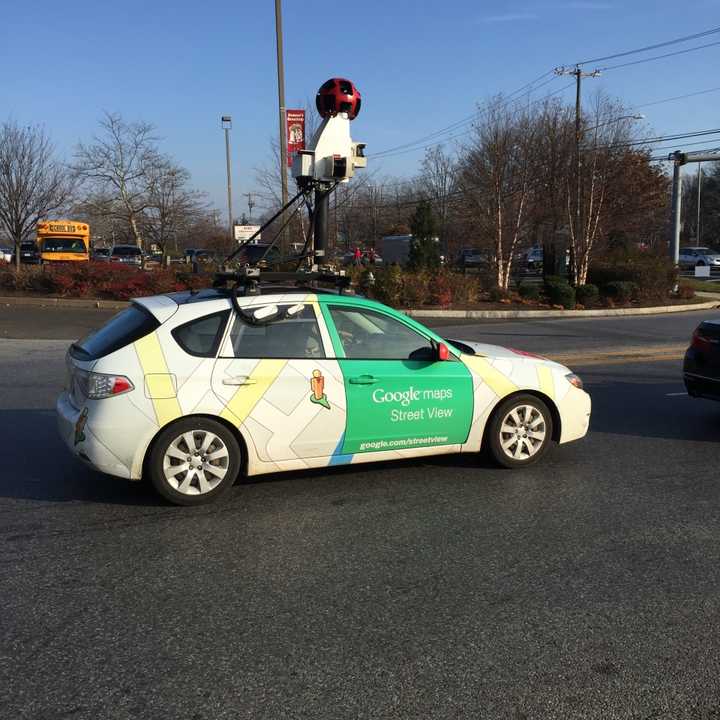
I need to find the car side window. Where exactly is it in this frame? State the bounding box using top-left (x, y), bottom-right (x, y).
top-left (328, 306), bottom-right (435, 360)
top-left (172, 310), bottom-right (230, 357)
top-left (228, 305), bottom-right (325, 359)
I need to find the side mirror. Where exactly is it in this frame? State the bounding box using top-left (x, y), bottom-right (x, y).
top-left (437, 342), bottom-right (450, 361)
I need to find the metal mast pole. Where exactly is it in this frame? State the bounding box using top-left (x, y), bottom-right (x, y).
top-left (274, 0), bottom-right (289, 254)
top-left (222, 116), bottom-right (233, 246)
top-left (696, 164), bottom-right (703, 247)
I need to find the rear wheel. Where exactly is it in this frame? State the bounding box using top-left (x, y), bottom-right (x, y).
top-left (148, 418), bottom-right (241, 505)
top-left (487, 394), bottom-right (553, 468)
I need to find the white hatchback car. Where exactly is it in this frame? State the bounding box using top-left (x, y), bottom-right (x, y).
top-left (57, 288), bottom-right (591, 505)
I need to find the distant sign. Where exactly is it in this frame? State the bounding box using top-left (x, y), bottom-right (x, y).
top-left (234, 224), bottom-right (261, 242)
top-left (695, 264), bottom-right (711, 278)
top-left (286, 109), bottom-right (305, 167)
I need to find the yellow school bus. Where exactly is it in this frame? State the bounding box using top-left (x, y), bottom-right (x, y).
top-left (36, 220), bottom-right (90, 262)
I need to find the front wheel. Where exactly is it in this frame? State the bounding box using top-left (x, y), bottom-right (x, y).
top-left (487, 394), bottom-right (553, 468)
top-left (148, 417), bottom-right (241, 505)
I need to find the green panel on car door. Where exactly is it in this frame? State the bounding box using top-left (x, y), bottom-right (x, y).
top-left (339, 359), bottom-right (474, 454)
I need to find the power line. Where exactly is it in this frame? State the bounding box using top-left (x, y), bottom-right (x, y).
top-left (631, 85), bottom-right (720, 110)
top-left (591, 127), bottom-right (720, 151)
top-left (577, 25), bottom-right (720, 65)
top-left (372, 82), bottom-right (575, 161)
top-left (599, 39), bottom-right (720, 72)
top-left (370, 69), bottom-right (558, 159)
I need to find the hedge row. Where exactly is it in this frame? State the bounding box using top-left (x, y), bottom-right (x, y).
top-left (0, 253), bottom-right (684, 307)
top-left (0, 262), bottom-right (205, 300)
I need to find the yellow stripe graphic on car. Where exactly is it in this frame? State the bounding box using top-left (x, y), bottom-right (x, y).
top-left (462, 356), bottom-right (518, 397)
top-left (537, 365), bottom-right (555, 399)
top-left (220, 359), bottom-right (287, 425)
top-left (133, 332), bottom-right (182, 427)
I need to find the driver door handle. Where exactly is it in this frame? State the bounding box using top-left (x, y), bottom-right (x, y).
top-left (349, 375), bottom-right (378, 385)
top-left (222, 375), bottom-right (257, 386)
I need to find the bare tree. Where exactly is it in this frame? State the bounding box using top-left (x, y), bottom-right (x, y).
top-left (569, 94), bottom-right (640, 285)
top-left (419, 146), bottom-right (457, 254)
top-left (0, 121), bottom-right (74, 268)
top-left (457, 98), bottom-right (537, 290)
top-left (73, 112), bottom-right (161, 250)
top-left (143, 158), bottom-right (208, 255)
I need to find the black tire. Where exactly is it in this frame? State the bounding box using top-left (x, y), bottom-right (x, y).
top-left (486, 394), bottom-right (554, 469)
top-left (148, 417), bottom-right (241, 506)
top-left (697, 261), bottom-right (706, 267)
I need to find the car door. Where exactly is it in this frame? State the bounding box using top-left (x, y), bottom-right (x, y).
top-left (210, 301), bottom-right (346, 462)
top-left (322, 302), bottom-right (474, 456)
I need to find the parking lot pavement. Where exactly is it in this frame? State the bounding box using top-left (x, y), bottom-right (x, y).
top-left (2, 325), bottom-right (720, 717)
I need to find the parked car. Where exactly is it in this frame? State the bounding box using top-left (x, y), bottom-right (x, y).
top-left (679, 247), bottom-right (720, 269)
top-left (185, 248), bottom-right (218, 265)
top-left (92, 248), bottom-right (111, 262)
top-left (523, 247), bottom-right (544, 270)
top-left (0, 246), bottom-right (13, 263)
top-left (683, 319), bottom-right (720, 400)
top-left (110, 245), bottom-right (143, 266)
top-left (234, 243), bottom-right (282, 268)
top-left (19, 241), bottom-right (41, 264)
top-left (57, 287), bottom-right (591, 505)
top-left (457, 248), bottom-right (488, 269)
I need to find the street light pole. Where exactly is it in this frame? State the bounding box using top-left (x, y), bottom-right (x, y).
top-left (274, 0), bottom-right (289, 254)
top-left (221, 116), bottom-right (234, 246)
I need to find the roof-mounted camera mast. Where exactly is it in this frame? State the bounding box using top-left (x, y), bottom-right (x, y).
top-left (292, 78), bottom-right (366, 265)
top-left (214, 77), bottom-right (366, 296)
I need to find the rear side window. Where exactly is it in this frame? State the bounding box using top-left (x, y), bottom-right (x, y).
top-left (71, 305), bottom-right (159, 360)
top-left (227, 305), bottom-right (324, 359)
top-left (172, 311), bottom-right (230, 357)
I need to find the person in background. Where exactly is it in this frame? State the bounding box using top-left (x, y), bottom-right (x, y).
top-left (353, 246), bottom-right (362, 266)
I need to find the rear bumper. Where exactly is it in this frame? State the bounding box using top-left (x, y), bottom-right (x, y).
top-left (56, 392), bottom-right (132, 479)
top-left (684, 372), bottom-right (720, 401)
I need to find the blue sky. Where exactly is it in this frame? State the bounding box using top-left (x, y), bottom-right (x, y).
top-left (3, 0), bottom-right (720, 217)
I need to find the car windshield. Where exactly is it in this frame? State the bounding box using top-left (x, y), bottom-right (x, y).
top-left (94, 248), bottom-right (110, 256)
top-left (42, 237), bottom-right (86, 253)
top-left (113, 246), bottom-right (141, 256)
top-left (20, 242), bottom-right (36, 251)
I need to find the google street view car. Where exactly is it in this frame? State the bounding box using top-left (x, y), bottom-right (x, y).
top-left (57, 276), bottom-right (591, 505)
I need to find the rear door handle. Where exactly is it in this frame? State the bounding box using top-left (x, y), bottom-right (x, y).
top-left (348, 375), bottom-right (378, 385)
top-left (222, 375), bottom-right (257, 386)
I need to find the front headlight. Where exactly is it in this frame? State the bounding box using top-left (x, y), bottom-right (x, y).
top-left (565, 373), bottom-right (584, 390)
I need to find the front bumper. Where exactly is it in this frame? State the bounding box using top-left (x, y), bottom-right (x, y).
top-left (56, 392), bottom-right (132, 479)
top-left (557, 386), bottom-right (592, 444)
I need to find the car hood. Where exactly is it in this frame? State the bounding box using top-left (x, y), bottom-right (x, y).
top-left (448, 338), bottom-right (569, 370)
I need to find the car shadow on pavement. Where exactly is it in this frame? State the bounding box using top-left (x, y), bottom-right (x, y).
top-left (584, 370), bottom-right (720, 443)
top-left (0, 408), bottom-right (163, 505)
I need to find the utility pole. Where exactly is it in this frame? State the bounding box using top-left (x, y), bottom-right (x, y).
top-left (696, 164), bottom-right (703, 247)
top-left (221, 116), bottom-right (234, 246)
top-left (554, 65), bottom-right (600, 282)
top-left (274, 0), bottom-right (289, 254)
top-left (243, 192), bottom-right (256, 222)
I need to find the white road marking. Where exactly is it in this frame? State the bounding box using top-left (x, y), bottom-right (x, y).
top-left (666, 392), bottom-right (688, 397)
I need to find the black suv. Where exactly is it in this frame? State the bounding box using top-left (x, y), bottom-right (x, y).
top-left (20, 241), bottom-right (41, 264)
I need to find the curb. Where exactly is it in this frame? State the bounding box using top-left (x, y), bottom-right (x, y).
top-left (406, 299), bottom-right (719, 320)
top-left (0, 296), bottom-right (128, 310)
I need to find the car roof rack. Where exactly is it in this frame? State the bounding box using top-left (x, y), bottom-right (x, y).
top-left (212, 267), bottom-right (352, 296)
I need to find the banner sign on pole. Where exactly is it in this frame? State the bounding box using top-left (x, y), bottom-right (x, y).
top-left (286, 109), bottom-right (305, 167)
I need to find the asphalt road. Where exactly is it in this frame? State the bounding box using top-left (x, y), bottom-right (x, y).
top-left (3, 309), bottom-right (720, 718)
